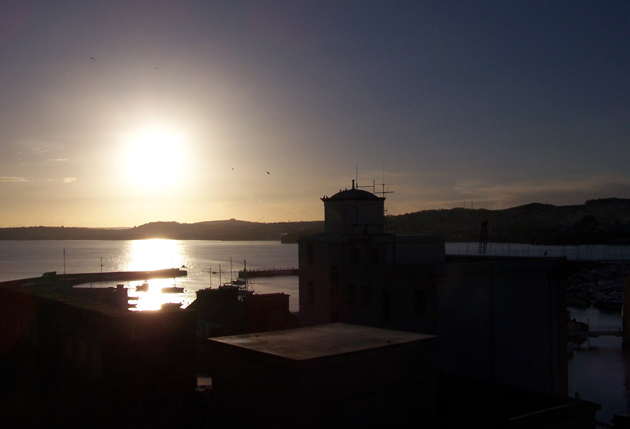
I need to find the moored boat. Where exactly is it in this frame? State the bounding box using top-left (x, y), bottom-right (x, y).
top-left (219, 281), bottom-right (254, 298)
top-left (568, 318), bottom-right (589, 346)
top-left (160, 302), bottom-right (182, 310)
top-left (136, 281), bottom-right (150, 292)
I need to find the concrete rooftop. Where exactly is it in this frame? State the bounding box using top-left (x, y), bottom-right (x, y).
top-left (209, 323), bottom-right (435, 362)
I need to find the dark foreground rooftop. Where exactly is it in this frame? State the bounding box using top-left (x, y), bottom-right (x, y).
top-left (1, 274), bottom-right (604, 428)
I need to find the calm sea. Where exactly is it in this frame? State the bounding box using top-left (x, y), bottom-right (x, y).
top-left (567, 306), bottom-right (629, 424)
top-left (0, 240), bottom-right (627, 423)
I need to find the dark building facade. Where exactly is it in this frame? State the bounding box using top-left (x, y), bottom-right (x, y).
top-left (299, 183), bottom-right (568, 396)
top-left (0, 279), bottom-right (198, 426)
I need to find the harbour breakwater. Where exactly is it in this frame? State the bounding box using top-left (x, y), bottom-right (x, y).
top-left (0, 268), bottom-right (187, 288)
top-left (238, 267), bottom-right (298, 278)
top-left (446, 242), bottom-right (630, 261)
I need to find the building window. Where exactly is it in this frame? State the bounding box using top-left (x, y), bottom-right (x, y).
top-left (306, 244), bottom-right (314, 265)
top-left (351, 247), bottom-right (360, 265)
top-left (381, 291), bottom-right (391, 323)
top-left (330, 265), bottom-right (339, 293)
top-left (370, 248), bottom-right (379, 265)
top-left (360, 285), bottom-right (371, 308)
top-left (414, 289), bottom-right (426, 315)
top-left (307, 281), bottom-right (315, 306)
top-left (345, 284), bottom-right (356, 307)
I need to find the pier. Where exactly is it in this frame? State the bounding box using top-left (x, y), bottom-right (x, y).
top-left (569, 325), bottom-right (623, 339)
top-left (54, 268), bottom-right (187, 285)
top-left (238, 267), bottom-right (298, 278)
top-left (569, 324), bottom-right (623, 351)
top-left (1, 268), bottom-right (187, 288)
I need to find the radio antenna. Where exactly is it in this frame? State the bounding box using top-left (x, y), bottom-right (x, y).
top-left (354, 163), bottom-right (394, 199)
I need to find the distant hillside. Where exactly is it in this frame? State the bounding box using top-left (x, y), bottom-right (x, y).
top-left (389, 198), bottom-right (630, 244)
top-left (1, 198), bottom-right (629, 244)
top-left (0, 220), bottom-right (324, 241)
top-left (128, 220), bottom-right (323, 241)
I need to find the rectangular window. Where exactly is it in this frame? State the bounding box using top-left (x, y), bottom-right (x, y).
top-left (370, 248), bottom-right (379, 265)
top-left (415, 289), bottom-right (426, 315)
top-left (381, 291), bottom-right (391, 323)
top-left (330, 265), bottom-right (339, 293)
top-left (345, 284), bottom-right (356, 307)
top-left (307, 281), bottom-right (315, 306)
top-left (360, 285), bottom-right (370, 308)
top-left (351, 247), bottom-right (360, 265)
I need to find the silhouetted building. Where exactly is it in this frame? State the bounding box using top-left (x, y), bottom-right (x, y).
top-left (299, 182), bottom-right (568, 396)
top-left (206, 323), bottom-right (438, 428)
top-left (203, 323), bottom-right (598, 429)
top-left (0, 275), bottom-right (197, 427)
top-left (188, 287), bottom-right (299, 338)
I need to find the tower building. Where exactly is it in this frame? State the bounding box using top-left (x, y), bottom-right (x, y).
top-left (298, 182), bottom-right (568, 396)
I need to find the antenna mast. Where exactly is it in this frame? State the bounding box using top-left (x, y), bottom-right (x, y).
top-left (355, 166), bottom-right (394, 199)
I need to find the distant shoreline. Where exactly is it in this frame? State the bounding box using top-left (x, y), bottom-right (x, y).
top-left (2, 197), bottom-right (630, 244)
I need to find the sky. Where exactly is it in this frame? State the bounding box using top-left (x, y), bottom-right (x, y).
top-left (1, 1), bottom-right (629, 227)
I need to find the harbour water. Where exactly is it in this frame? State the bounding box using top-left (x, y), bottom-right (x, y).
top-left (0, 240), bottom-right (627, 423)
top-left (0, 240), bottom-right (300, 312)
top-left (567, 306), bottom-right (629, 424)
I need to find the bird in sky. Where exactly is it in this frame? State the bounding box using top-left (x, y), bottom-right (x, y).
top-left (266, 171), bottom-right (270, 175)
top-left (90, 56), bottom-right (95, 60)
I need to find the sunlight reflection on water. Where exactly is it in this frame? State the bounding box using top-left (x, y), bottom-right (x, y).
top-left (123, 239), bottom-right (187, 310)
top-left (22, 239), bottom-right (302, 312)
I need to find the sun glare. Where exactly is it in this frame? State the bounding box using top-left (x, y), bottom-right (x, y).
top-left (127, 239), bottom-right (182, 271)
top-left (122, 126), bottom-right (186, 190)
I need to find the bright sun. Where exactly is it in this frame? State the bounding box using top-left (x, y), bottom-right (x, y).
top-left (123, 126), bottom-right (185, 190)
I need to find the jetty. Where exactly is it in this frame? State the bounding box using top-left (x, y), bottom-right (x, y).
top-left (238, 267), bottom-right (298, 278)
top-left (1, 268), bottom-right (187, 288)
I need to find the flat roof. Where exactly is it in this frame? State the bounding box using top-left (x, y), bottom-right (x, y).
top-left (209, 323), bottom-right (435, 362)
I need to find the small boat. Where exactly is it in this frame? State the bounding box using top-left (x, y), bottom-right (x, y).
top-left (162, 286), bottom-right (184, 293)
top-left (136, 282), bottom-right (150, 292)
top-left (219, 283), bottom-right (253, 298)
top-left (568, 318), bottom-right (589, 347)
top-left (216, 259), bottom-right (255, 297)
top-left (160, 302), bottom-right (182, 310)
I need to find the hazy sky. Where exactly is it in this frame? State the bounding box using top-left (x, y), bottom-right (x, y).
top-left (1, 1), bottom-right (629, 227)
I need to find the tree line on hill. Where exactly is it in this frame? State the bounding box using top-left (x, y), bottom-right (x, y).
top-left (1, 198), bottom-right (629, 244)
top-left (390, 198), bottom-right (630, 244)
top-left (0, 220), bottom-right (323, 242)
